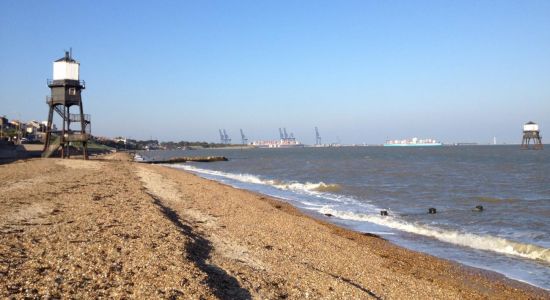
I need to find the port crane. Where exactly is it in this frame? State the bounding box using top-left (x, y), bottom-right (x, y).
top-left (219, 129), bottom-right (231, 144)
top-left (240, 129), bottom-right (248, 145)
top-left (315, 127), bottom-right (322, 145)
top-left (283, 128), bottom-right (289, 140)
top-left (276, 127), bottom-right (297, 142)
top-left (289, 132), bottom-right (295, 142)
top-left (223, 129), bottom-right (231, 144)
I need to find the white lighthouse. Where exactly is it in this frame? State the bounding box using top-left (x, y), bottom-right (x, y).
top-left (521, 121), bottom-right (543, 150)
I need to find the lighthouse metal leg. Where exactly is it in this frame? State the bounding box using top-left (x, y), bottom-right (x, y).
top-left (535, 134), bottom-right (543, 150)
top-left (43, 105), bottom-right (54, 153)
top-left (79, 101), bottom-right (88, 160)
top-left (67, 106), bottom-right (71, 159)
top-left (522, 132), bottom-right (544, 150)
top-left (61, 106), bottom-right (67, 158)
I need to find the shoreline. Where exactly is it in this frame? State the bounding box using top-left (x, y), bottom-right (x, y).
top-left (1, 155), bottom-right (548, 298)
top-left (166, 163), bottom-right (549, 292)
top-left (175, 164), bottom-right (549, 291)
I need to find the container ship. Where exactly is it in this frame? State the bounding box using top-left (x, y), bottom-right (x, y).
top-left (252, 128), bottom-right (305, 148)
top-left (251, 139), bottom-right (305, 148)
top-left (384, 137), bottom-right (442, 147)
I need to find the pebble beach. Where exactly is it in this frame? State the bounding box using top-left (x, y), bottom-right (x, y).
top-left (1, 153), bottom-right (548, 299)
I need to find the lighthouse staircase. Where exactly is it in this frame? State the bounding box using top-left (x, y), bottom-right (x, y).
top-left (52, 106), bottom-right (91, 133)
top-left (42, 135), bottom-right (61, 158)
top-left (42, 103), bottom-right (91, 158)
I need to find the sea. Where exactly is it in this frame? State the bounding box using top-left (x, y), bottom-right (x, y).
top-left (138, 145), bottom-right (549, 290)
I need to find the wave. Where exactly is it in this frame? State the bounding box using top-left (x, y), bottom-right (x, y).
top-left (317, 207), bottom-right (550, 264)
top-left (169, 164), bottom-right (341, 194)
top-left (274, 181), bottom-right (342, 193)
top-left (167, 164), bottom-right (550, 264)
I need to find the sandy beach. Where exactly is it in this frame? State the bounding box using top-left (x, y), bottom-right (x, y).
top-left (1, 154), bottom-right (548, 299)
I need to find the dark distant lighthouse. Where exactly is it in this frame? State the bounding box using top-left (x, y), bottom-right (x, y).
top-left (520, 121), bottom-right (542, 150)
top-left (43, 51), bottom-right (91, 159)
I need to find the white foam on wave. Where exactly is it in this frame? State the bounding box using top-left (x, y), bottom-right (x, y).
top-left (170, 164), bottom-right (341, 194)
top-left (317, 207), bottom-right (550, 264)
top-left (168, 163), bottom-right (550, 264)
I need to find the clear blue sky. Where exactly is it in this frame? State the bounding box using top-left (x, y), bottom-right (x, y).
top-left (1, 1), bottom-right (549, 144)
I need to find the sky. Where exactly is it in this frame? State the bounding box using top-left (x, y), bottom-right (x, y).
top-left (1, 1), bottom-right (549, 144)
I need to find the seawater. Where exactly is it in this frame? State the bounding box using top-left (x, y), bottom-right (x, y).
top-left (140, 146), bottom-right (550, 289)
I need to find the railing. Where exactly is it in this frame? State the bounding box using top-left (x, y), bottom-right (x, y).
top-left (46, 103), bottom-right (92, 133)
top-left (69, 114), bottom-right (91, 123)
top-left (46, 79), bottom-right (85, 88)
top-left (46, 95), bottom-right (81, 104)
top-left (69, 114), bottom-right (92, 134)
top-left (64, 133), bottom-right (90, 142)
top-left (46, 95), bottom-right (86, 105)
top-left (49, 132), bottom-right (91, 141)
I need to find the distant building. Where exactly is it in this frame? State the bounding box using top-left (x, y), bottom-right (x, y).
top-left (23, 121), bottom-right (47, 142)
top-left (114, 137), bottom-right (137, 147)
top-left (4, 120), bottom-right (16, 130)
top-left (26, 120), bottom-right (44, 134)
top-left (0, 116), bottom-right (9, 140)
top-left (10, 120), bottom-right (25, 131)
top-left (0, 116), bottom-right (8, 127)
top-left (144, 142), bottom-right (161, 150)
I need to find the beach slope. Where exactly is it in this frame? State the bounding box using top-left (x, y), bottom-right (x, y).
top-left (1, 156), bottom-right (547, 299)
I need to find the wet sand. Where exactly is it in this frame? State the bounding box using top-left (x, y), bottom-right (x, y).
top-left (1, 154), bottom-right (548, 299)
